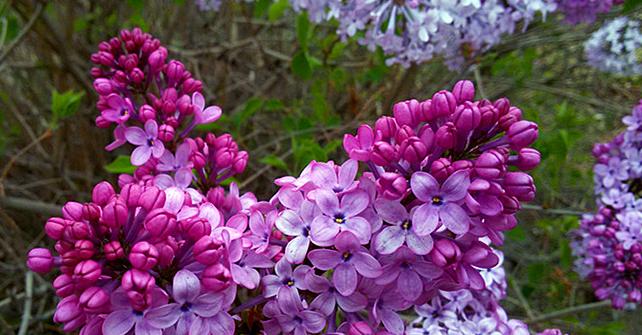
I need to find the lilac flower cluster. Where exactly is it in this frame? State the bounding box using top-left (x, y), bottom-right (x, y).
top-left (571, 101), bottom-right (642, 309)
top-left (555, 0), bottom-right (622, 25)
top-left (289, 0), bottom-right (557, 68)
top-left (405, 250), bottom-right (528, 335)
top-left (265, 80), bottom-right (542, 333)
top-left (27, 29), bottom-right (279, 335)
top-left (584, 17), bottom-right (642, 76)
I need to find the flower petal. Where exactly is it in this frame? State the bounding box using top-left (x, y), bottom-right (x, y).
top-left (206, 312), bottom-right (235, 335)
top-left (338, 159), bottom-right (358, 189)
top-left (275, 258), bottom-right (293, 278)
top-left (307, 249), bottom-right (341, 270)
top-left (276, 210), bottom-right (304, 236)
top-left (231, 264), bottom-right (260, 289)
top-left (411, 204), bottom-right (439, 236)
top-left (310, 163), bottom-right (337, 188)
top-left (144, 120), bottom-right (158, 138)
top-left (172, 270), bottom-right (200, 304)
top-left (440, 203), bottom-right (470, 234)
top-left (373, 226), bottom-right (405, 254)
top-left (405, 232), bottom-right (433, 255)
top-left (200, 106), bottom-right (222, 124)
top-left (343, 216), bottom-right (371, 244)
top-left (336, 291), bottom-right (368, 312)
top-left (340, 190), bottom-right (369, 217)
top-left (352, 252), bottom-right (382, 278)
top-left (441, 170), bottom-right (470, 201)
top-left (145, 304), bottom-right (180, 328)
top-left (192, 292), bottom-right (224, 317)
top-left (410, 171), bottom-right (439, 201)
top-left (333, 263), bottom-right (358, 296)
top-left (131, 145), bottom-right (152, 166)
top-left (397, 269), bottom-right (422, 301)
top-left (102, 310), bottom-right (135, 335)
top-left (310, 292), bottom-right (336, 316)
top-left (285, 236), bottom-right (310, 264)
top-left (374, 199), bottom-right (407, 225)
top-left (301, 310), bottom-right (326, 333)
top-left (310, 216), bottom-right (339, 244)
top-left (314, 189), bottom-right (339, 216)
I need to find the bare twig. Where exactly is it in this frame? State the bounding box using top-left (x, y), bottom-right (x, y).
top-left (0, 196), bottom-right (61, 216)
top-left (0, 129), bottom-right (52, 186)
top-left (0, 3), bottom-right (43, 65)
top-left (509, 276), bottom-right (537, 320)
top-left (17, 271), bottom-right (33, 335)
top-left (525, 300), bottom-right (612, 323)
top-left (521, 204), bottom-right (585, 216)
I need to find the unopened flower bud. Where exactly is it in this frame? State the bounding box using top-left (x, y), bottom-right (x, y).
top-left (507, 121), bottom-right (538, 150)
top-left (121, 269), bottom-right (155, 293)
top-left (104, 241), bottom-right (125, 261)
top-left (504, 172), bottom-right (536, 201)
top-left (120, 183), bottom-right (142, 208)
top-left (435, 122), bottom-right (457, 149)
top-left (194, 236), bottom-right (223, 265)
top-left (129, 241), bottom-right (159, 270)
top-left (101, 199), bottom-right (128, 228)
top-left (92, 181), bottom-right (115, 206)
top-left (93, 78), bottom-right (113, 95)
top-left (53, 274), bottom-right (75, 297)
top-left (348, 321), bottom-right (374, 335)
top-left (431, 90), bottom-right (457, 118)
top-left (453, 102), bottom-right (481, 132)
top-left (514, 148), bottom-right (541, 170)
top-left (45, 217), bottom-right (68, 240)
top-left (144, 208), bottom-right (177, 238)
top-left (370, 142), bottom-right (398, 166)
top-left (393, 99), bottom-right (420, 127)
top-left (499, 106), bottom-right (522, 130)
top-left (375, 116), bottom-right (397, 140)
top-left (431, 239), bottom-right (461, 266)
top-left (63, 202), bottom-right (84, 221)
top-left (475, 150), bottom-right (505, 179)
top-left (73, 260), bottom-right (101, 285)
top-left (399, 137), bottom-right (427, 163)
top-left (452, 80), bottom-right (475, 103)
top-left (376, 172), bottom-right (408, 200)
top-left (27, 248), bottom-right (54, 274)
top-left (79, 286), bottom-right (110, 313)
top-left (158, 124), bottom-right (175, 142)
top-left (75, 240), bottom-right (95, 259)
top-left (139, 186), bottom-right (166, 212)
top-left (202, 263), bottom-right (232, 292)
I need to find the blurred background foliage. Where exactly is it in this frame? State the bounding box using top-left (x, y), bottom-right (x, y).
top-left (0, 0), bottom-right (642, 334)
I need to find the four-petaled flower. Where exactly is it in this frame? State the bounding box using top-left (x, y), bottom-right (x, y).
top-left (261, 258), bottom-right (310, 313)
top-left (310, 189), bottom-right (372, 245)
top-left (125, 120), bottom-right (165, 166)
top-left (101, 94), bottom-right (134, 124)
top-left (308, 231), bottom-right (382, 296)
top-left (373, 199), bottom-right (434, 255)
top-left (411, 170), bottom-right (471, 235)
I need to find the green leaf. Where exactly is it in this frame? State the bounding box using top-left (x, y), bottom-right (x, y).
top-left (51, 90), bottom-right (84, 128)
top-left (268, 0), bottom-right (288, 22)
top-left (104, 155), bottom-right (136, 174)
top-left (232, 97), bottom-right (264, 129)
top-left (260, 154), bottom-right (288, 171)
top-left (253, 0), bottom-right (272, 17)
top-left (296, 12), bottom-right (310, 51)
top-left (291, 51), bottom-right (312, 79)
top-left (623, 0), bottom-right (642, 12)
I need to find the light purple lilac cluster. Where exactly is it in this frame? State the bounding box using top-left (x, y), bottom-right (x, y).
top-left (264, 80), bottom-right (542, 333)
top-left (571, 101), bottom-right (642, 309)
top-left (555, 0), bottom-right (623, 25)
top-left (584, 17), bottom-right (642, 76)
top-left (289, 0), bottom-right (557, 68)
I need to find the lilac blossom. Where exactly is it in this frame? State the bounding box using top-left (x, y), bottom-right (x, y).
top-left (585, 16), bottom-right (642, 75)
top-left (373, 199), bottom-right (435, 255)
top-left (310, 189), bottom-right (372, 245)
top-left (411, 170), bottom-right (471, 235)
top-left (308, 231), bottom-right (382, 295)
top-left (125, 120), bottom-right (165, 166)
top-left (275, 200), bottom-right (320, 263)
top-left (261, 258), bottom-right (310, 313)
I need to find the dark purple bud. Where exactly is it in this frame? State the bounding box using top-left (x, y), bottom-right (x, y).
top-left (393, 99), bottom-right (421, 127)
top-left (431, 90), bottom-right (457, 118)
top-left (431, 239), bottom-right (461, 266)
top-left (507, 121), bottom-right (538, 150)
top-left (27, 248), bottom-right (54, 274)
top-left (93, 78), bottom-right (113, 95)
top-left (144, 208), bottom-right (177, 238)
top-left (82, 203), bottom-right (101, 222)
top-left (419, 99), bottom-right (432, 121)
top-left (376, 172), bottom-right (408, 200)
top-left (375, 116), bottom-right (398, 140)
top-left (45, 217), bottom-right (68, 240)
top-left (394, 125), bottom-right (415, 144)
top-left (79, 286), bottom-right (110, 314)
top-left (399, 137), bottom-right (427, 163)
top-left (139, 186), bottom-right (166, 212)
top-left (233, 151), bottom-right (249, 174)
top-left (435, 122), bottom-right (457, 149)
top-left (430, 158), bottom-right (453, 182)
top-left (474, 150), bottom-right (506, 179)
top-left (453, 102), bottom-right (481, 132)
top-left (74, 240), bottom-right (95, 260)
top-left (148, 48), bottom-right (167, 73)
top-left (104, 241), bottom-right (125, 261)
top-left (479, 105), bottom-right (499, 130)
top-left (53, 274), bottom-right (75, 297)
top-left (166, 60), bottom-right (185, 85)
top-left (180, 218), bottom-right (212, 241)
top-left (452, 80), bottom-right (475, 103)
top-left (101, 199), bottom-right (128, 228)
top-left (202, 263), bottom-right (232, 292)
top-left (370, 141), bottom-right (398, 166)
top-left (120, 183), bottom-right (142, 208)
top-left (348, 321), bottom-right (374, 335)
top-left (63, 202), bottom-right (84, 221)
top-left (73, 260), bottom-right (101, 285)
top-left (130, 68), bottom-right (145, 84)
top-left (155, 241), bottom-right (176, 267)
top-left (504, 172), bottom-right (536, 201)
top-left (182, 78), bottom-right (202, 94)
top-left (121, 269), bottom-right (155, 294)
top-left (95, 115), bottom-right (110, 128)
top-left (139, 105), bottom-right (156, 122)
top-left (499, 106), bottom-right (522, 130)
top-left (194, 236), bottom-right (223, 265)
top-left (514, 148), bottom-right (541, 170)
top-left (129, 241), bottom-right (159, 270)
top-left (493, 97), bottom-right (511, 116)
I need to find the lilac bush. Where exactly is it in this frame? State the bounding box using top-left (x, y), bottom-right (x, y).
top-left (584, 17), bottom-right (642, 76)
top-left (27, 27), bottom-right (558, 334)
top-left (571, 100), bottom-right (642, 309)
top-left (555, 0), bottom-right (622, 25)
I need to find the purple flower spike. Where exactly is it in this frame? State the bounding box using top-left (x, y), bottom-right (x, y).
top-left (411, 170), bottom-right (471, 235)
top-left (310, 189), bottom-right (372, 245)
top-left (125, 120), bottom-right (165, 166)
top-left (308, 231), bottom-right (382, 296)
top-left (373, 199), bottom-right (434, 255)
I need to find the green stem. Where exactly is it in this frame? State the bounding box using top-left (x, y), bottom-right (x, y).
top-left (525, 300), bottom-right (612, 323)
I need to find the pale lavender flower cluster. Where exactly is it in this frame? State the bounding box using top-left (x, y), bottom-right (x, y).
top-left (265, 80), bottom-right (542, 333)
top-left (585, 17), bottom-right (642, 76)
top-left (570, 101), bottom-right (642, 309)
top-left (555, 0), bottom-right (622, 25)
top-left (290, 0), bottom-right (557, 68)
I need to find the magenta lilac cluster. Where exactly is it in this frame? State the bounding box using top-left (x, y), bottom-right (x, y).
top-left (571, 101), bottom-right (642, 309)
top-left (265, 80), bottom-right (541, 333)
top-left (555, 0), bottom-right (623, 24)
top-left (26, 29), bottom-right (277, 335)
